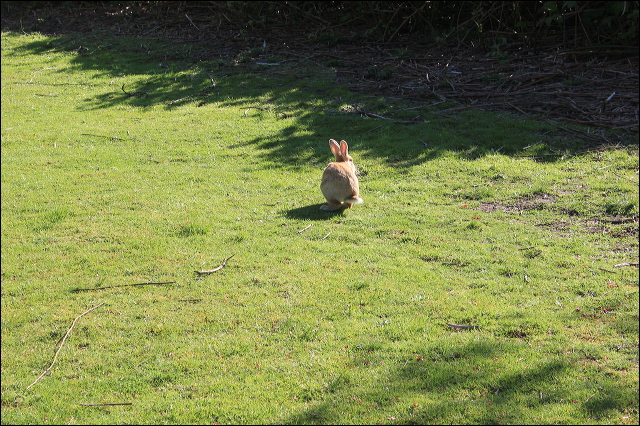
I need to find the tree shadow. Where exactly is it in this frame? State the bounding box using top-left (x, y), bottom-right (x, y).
top-left (275, 336), bottom-right (618, 424)
top-left (4, 30), bottom-right (629, 175)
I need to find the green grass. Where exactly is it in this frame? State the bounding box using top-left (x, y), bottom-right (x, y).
top-left (1, 31), bottom-right (638, 425)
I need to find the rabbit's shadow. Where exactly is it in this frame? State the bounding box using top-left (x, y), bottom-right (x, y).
top-left (285, 204), bottom-right (347, 220)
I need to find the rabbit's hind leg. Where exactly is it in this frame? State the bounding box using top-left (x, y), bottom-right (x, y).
top-left (320, 201), bottom-right (343, 211)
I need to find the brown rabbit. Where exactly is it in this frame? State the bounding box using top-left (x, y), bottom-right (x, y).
top-left (320, 139), bottom-right (363, 211)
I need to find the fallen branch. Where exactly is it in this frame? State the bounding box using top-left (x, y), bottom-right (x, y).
top-left (167, 76), bottom-right (216, 105)
top-left (81, 133), bottom-right (125, 141)
top-left (243, 106), bottom-right (268, 116)
top-left (184, 13), bottom-right (199, 30)
top-left (614, 262), bottom-right (639, 268)
top-left (446, 323), bottom-right (479, 330)
top-left (80, 402), bottom-right (132, 406)
top-left (72, 282), bottom-right (175, 292)
top-left (357, 109), bottom-right (422, 124)
top-left (121, 84), bottom-right (148, 98)
top-left (297, 224), bottom-right (313, 233)
top-left (195, 255), bottom-right (235, 275)
top-left (26, 302), bottom-right (105, 391)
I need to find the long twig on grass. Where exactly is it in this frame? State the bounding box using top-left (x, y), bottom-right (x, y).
top-left (121, 84), bottom-right (148, 97)
top-left (319, 232), bottom-right (331, 241)
top-left (446, 323), bottom-right (479, 330)
top-left (362, 123), bottom-right (389, 135)
top-left (357, 109), bottom-right (421, 124)
top-left (26, 302), bottom-right (105, 391)
top-left (195, 255), bottom-right (235, 275)
top-left (167, 76), bottom-right (216, 105)
top-left (297, 224), bottom-right (313, 233)
top-left (81, 133), bottom-right (125, 141)
top-left (614, 262), bottom-right (639, 268)
top-left (243, 106), bottom-right (268, 116)
top-left (72, 282), bottom-right (175, 292)
top-left (80, 402), bottom-right (133, 406)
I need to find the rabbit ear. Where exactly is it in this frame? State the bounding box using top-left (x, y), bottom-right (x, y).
top-left (329, 139), bottom-right (341, 156)
top-left (340, 140), bottom-right (349, 156)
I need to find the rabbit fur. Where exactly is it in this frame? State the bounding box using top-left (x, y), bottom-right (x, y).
top-left (320, 139), bottom-right (363, 211)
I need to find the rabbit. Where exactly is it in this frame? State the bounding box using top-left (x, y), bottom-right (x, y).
top-left (320, 139), bottom-right (364, 211)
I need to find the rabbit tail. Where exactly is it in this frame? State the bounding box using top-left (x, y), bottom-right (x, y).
top-left (344, 196), bottom-right (364, 205)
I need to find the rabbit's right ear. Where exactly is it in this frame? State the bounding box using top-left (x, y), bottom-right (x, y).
top-left (339, 140), bottom-right (349, 156)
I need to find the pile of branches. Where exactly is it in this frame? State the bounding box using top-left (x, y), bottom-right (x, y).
top-left (213, 1), bottom-right (639, 48)
top-left (325, 40), bottom-right (638, 133)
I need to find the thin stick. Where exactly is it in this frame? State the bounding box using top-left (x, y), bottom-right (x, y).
top-left (297, 224), bottom-right (313, 233)
top-left (319, 232), bottom-right (331, 241)
top-left (167, 78), bottom-right (216, 105)
top-left (80, 402), bottom-right (132, 406)
top-left (185, 13), bottom-right (199, 30)
top-left (72, 282), bottom-right (175, 292)
top-left (121, 84), bottom-right (147, 98)
top-left (362, 123), bottom-right (388, 135)
top-left (81, 133), bottom-right (125, 141)
top-left (195, 255), bottom-right (235, 275)
top-left (26, 302), bottom-right (105, 391)
top-left (614, 262), bottom-right (639, 268)
top-left (446, 323), bottom-right (479, 330)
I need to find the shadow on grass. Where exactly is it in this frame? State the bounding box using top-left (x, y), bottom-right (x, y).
top-left (285, 204), bottom-right (354, 221)
top-left (4, 31), bottom-right (632, 174)
top-left (275, 337), bottom-right (614, 425)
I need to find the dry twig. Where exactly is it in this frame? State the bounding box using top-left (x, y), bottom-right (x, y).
top-left (167, 76), bottom-right (216, 105)
top-left (121, 84), bottom-right (147, 97)
top-left (614, 262), bottom-right (639, 268)
top-left (446, 323), bottom-right (479, 330)
top-left (80, 402), bottom-right (132, 406)
top-left (26, 302), bottom-right (105, 391)
top-left (72, 282), bottom-right (175, 292)
top-left (297, 224), bottom-right (313, 233)
top-left (195, 255), bottom-right (235, 275)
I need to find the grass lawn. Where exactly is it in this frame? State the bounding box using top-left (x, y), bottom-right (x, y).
top-left (1, 30), bottom-right (638, 425)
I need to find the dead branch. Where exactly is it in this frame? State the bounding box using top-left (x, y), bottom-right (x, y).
top-left (72, 282), bottom-right (175, 292)
top-left (81, 133), bottom-right (125, 141)
top-left (446, 323), bottom-right (479, 330)
top-left (243, 106), bottom-right (269, 116)
top-left (80, 402), bottom-right (132, 406)
top-left (614, 262), bottom-right (639, 268)
top-left (355, 109), bottom-right (422, 125)
top-left (195, 255), bottom-right (235, 275)
top-left (167, 77), bottom-right (216, 105)
top-left (184, 13), bottom-right (199, 30)
top-left (319, 232), bottom-right (331, 241)
top-left (26, 302), bottom-right (105, 391)
top-left (297, 224), bottom-right (313, 233)
top-left (121, 84), bottom-right (148, 98)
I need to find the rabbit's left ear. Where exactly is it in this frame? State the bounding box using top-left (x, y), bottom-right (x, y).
top-left (340, 140), bottom-right (348, 155)
top-left (330, 139), bottom-right (341, 156)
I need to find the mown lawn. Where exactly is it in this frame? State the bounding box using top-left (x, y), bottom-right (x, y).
top-left (1, 30), bottom-right (638, 425)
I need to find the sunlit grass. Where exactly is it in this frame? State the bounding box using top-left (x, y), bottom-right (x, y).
top-left (1, 31), bottom-right (638, 425)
